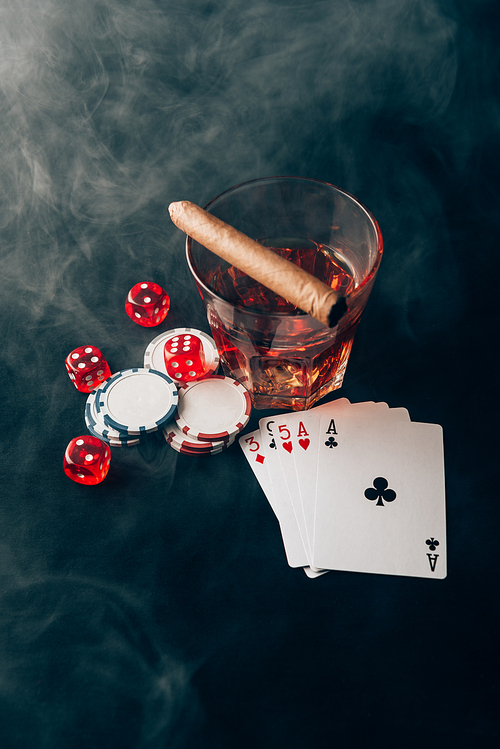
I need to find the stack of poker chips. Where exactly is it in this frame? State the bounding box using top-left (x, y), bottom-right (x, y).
top-left (85, 367), bottom-right (179, 446)
top-left (83, 327), bottom-right (251, 455)
top-left (162, 376), bottom-right (252, 455)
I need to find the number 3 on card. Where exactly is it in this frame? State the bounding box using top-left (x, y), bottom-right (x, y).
top-left (244, 434), bottom-right (265, 464)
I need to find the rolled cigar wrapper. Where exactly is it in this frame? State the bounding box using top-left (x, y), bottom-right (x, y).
top-left (169, 200), bottom-right (347, 328)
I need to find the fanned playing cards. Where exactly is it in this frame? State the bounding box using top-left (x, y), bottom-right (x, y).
top-left (239, 399), bottom-right (447, 579)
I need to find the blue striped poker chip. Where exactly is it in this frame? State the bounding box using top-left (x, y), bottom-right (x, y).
top-left (85, 386), bottom-right (131, 438)
top-left (85, 388), bottom-right (141, 446)
top-left (95, 367), bottom-right (178, 435)
top-left (86, 419), bottom-right (140, 447)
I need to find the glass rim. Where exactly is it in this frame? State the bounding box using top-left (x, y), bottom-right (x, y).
top-left (185, 175), bottom-right (383, 322)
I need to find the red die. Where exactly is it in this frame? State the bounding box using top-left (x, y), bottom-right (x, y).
top-left (164, 334), bottom-right (206, 383)
top-left (65, 345), bottom-right (111, 393)
top-left (125, 281), bottom-right (170, 327)
top-left (63, 435), bottom-right (111, 485)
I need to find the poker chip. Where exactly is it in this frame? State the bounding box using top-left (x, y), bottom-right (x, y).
top-left (164, 429), bottom-right (231, 455)
top-left (165, 433), bottom-right (231, 453)
top-left (162, 420), bottom-right (232, 452)
top-left (166, 443), bottom-right (232, 456)
top-left (87, 421), bottom-right (141, 447)
top-left (174, 376), bottom-right (251, 441)
top-left (95, 368), bottom-right (178, 435)
top-left (85, 387), bottom-right (129, 438)
top-left (143, 328), bottom-right (219, 379)
top-left (85, 386), bottom-right (141, 446)
top-left (167, 442), bottom-right (227, 456)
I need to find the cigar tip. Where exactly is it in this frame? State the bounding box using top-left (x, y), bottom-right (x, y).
top-left (168, 201), bottom-right (180, 219)
top-left (168, 200), bottom-right (193, 221)
top-left (327, 297), bottom-right (347, 327)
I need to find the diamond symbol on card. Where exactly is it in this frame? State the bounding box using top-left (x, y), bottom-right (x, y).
top-left (364, 477), bottom-right (396, 506)
top-left (256, 454), bottom-right (265, 465)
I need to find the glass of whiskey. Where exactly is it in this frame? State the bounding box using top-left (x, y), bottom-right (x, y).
top-left (186, 176), bottom-right (383, 411)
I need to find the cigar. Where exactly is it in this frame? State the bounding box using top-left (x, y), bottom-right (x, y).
top-left (169, 200), bottom-right (347, 328)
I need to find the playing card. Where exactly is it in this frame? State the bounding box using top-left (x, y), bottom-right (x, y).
top-left (238, 428), bottom-right (274, 508)
top-left (258, 401), bottom-right (396, 571)
top-left (239, 427), bottom-right (312, 571)
top-left (256, 417), bottom-right (313, 569)
top-left (275, 400), bottom-right (411, 562)
top-left (312, 414), bottom-right (447, 578)
top-left (269, 411), bottom-right (319, 565)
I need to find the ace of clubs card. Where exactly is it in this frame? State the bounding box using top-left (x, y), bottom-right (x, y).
top-left (312, 414), bottom-right (447, 579)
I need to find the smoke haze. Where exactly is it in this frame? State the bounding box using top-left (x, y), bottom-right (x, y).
top-left (0, 0), bottom-right (498, 746)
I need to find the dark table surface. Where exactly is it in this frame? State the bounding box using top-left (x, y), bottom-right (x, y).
top-left (1, 1), bottom-right (498, 747)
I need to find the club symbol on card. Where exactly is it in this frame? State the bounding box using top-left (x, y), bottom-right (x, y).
top-left (364, 477), bottom-right (396, 506)
top-left (325, 437), bottom-right (338, 448)
top-left (425, 538), bottom-right (440, 572)
top-left (265, 421), bottom-right (276, 449)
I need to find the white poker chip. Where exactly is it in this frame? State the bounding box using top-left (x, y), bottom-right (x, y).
top-left (86, 384), bottom-right (143, 442)
top-left (105, 437), bottom-right (141, 448)
top-left (163, 427), bottom-right (231, 455)
top-left (85, 386), bottom-right (132, 440)
top-left (85, 393), bottom-right (141, 447)
top-left (165, 437), bottom-right (232, 455)
top-left (162, 420), bottom-right (232, 451)
top-left (143, 328), bottom-right (219, 380)
top-left (174, 376), bottom-right (251, 441)
top-left (87, 420), bottom-right (141, 447)
top-left (86, 417), bottom-right (141, 447)
top-left (167, 441), bottom-right (227, 456)
top-left (96, 368), bottom-right (178, 435)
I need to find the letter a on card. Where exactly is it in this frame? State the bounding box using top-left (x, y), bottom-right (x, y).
top-left (325, 418), bottom-right (338, 435)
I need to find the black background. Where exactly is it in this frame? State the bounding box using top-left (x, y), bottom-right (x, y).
top-left (1, 1), bottom-right (498, 747)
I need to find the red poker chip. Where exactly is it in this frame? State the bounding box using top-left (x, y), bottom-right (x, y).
top-left (166, 440), bottom-right (229, 456)
top-left (174, 376), bottom-right (251, 441)
top-left (163, 422), bottom-right (234, 453)
top-left (163, 419), bottom-right (231, 450)
top-left (164, 431), bottom-right (229, 452)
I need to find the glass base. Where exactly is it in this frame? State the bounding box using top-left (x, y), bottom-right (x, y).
top-left (219, 356), bottom-right (348, 411)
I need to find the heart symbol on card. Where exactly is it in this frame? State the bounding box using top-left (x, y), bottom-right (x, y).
top-left (298, 438), bottom-right (310, 451)
top-left (283, 441), bottom-right (293, 454)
